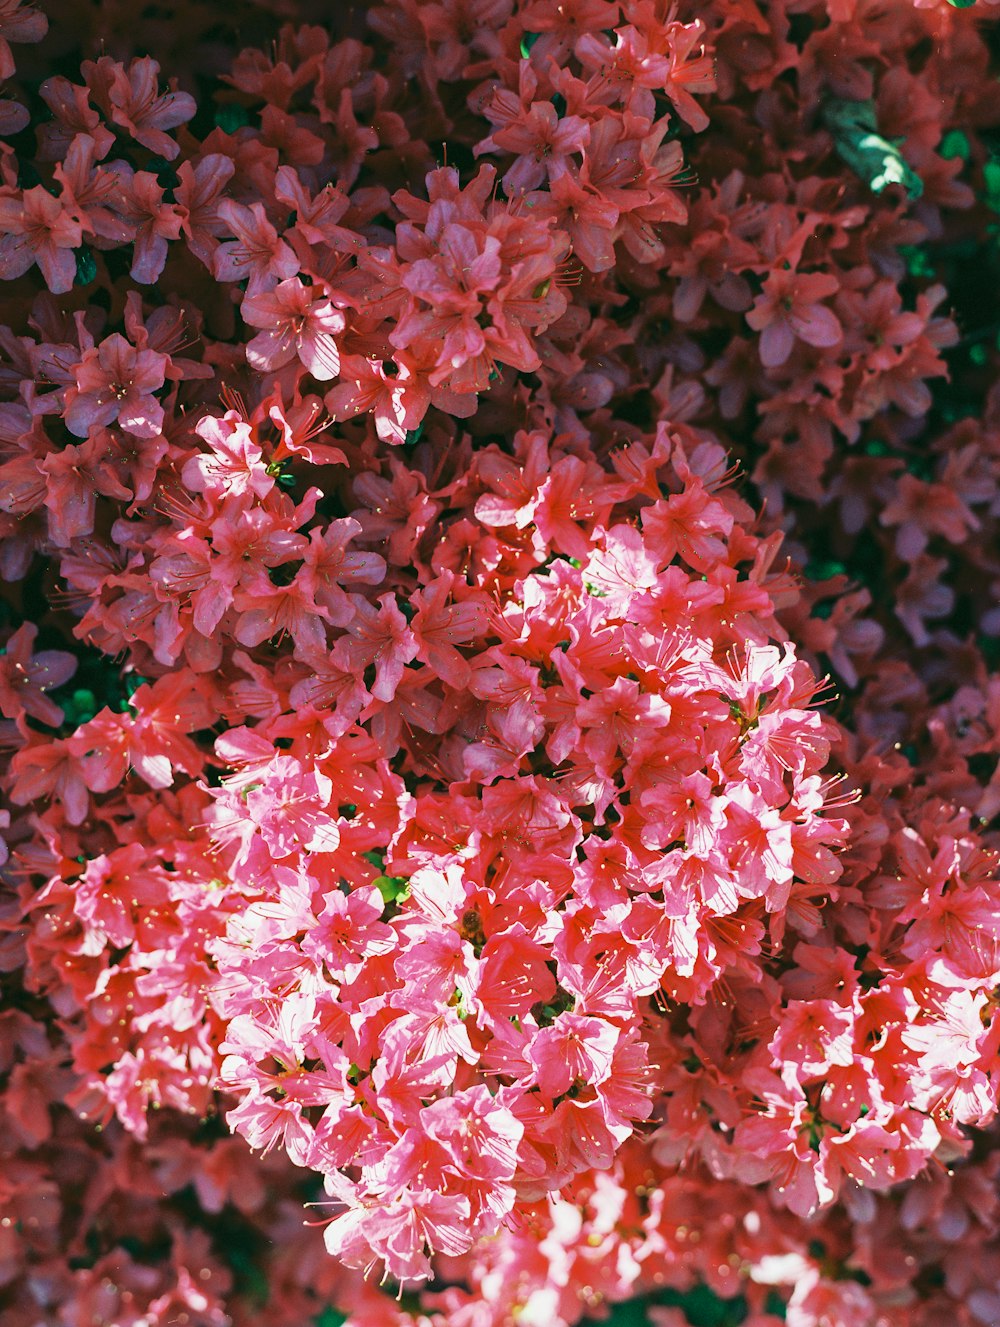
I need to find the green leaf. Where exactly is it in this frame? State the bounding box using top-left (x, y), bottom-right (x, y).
top-left (822, 99), bottom-right (923, 200)
top-left (674, 1285), bottom-right (748, 1326)
top-left (940, 129), bottom-right (970, 161)
top-left (61, 688), bottom-right (98, 727)
top-left (983, 160), bottom-right (1000, 211)
top-left (580, 1286), bottom-right (752, 1327)
top-left (226, 1244), bottom-right (269, 1308)
top-left (899, 244), bottom-right (936, 279)
top-left (978, 633), bottom-right (1000, 671)
top-left (593, 1300), bottom-right (654, 1327)
top-left (74, 246), bottom-right (97, 286)
top-left (124, 672), bottom-right (150, 699)
top-left (314, 1309), bottom-right (347, 1327)
top-left (215, 103), bottom-right (253, 133)
top-left (373, 873), bottom-right (409, 905)
top-left (803, 560), bottom-right (847, 582)
top-left (144, 155), bottom-right (181, 189)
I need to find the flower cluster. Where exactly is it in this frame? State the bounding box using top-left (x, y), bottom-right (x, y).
top-left (198, 423), bottom-right (857, 1280)
top-left (1, 0), bottom-right (999, 1325)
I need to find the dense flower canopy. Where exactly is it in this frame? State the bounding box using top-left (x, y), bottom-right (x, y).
top-left (0, 1), bottom-right (999, 1326)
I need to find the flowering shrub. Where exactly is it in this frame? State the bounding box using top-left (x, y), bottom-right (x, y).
top-left (1, 0), bottom-right (999, 1325)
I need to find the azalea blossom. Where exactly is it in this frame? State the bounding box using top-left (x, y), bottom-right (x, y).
top-left (1, 4), bottom-right (999, 1326)
top-left (241, 277), bottom-right (345, 379)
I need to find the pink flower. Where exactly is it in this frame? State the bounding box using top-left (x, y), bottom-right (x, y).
top-left (64, 334), bottom-right (167, 438)
top-left (746, 269), bottom-right (843, 367)
top-left (322, 1183), bottom-right (472, 1284)
top-left (181, 411), bottom-right (273, 501)
top-left (242, 756), bottom-right (340, 860)
top-left (421, 1085), bottom-right (524, 1182)
top-left (409, 572), bottom-right (488, 689)
top-left (224, 1092), bottom-right (314, 1165)
top-left (8, 736), bottom-right (91, 824)
top-left (303, 885), bottom-right (395, 979)
top-left (213, 199), bottom-right (299, 295)
top-left (209, 752), bottom-right (341, 869)
top-left (488, 101), bottom-right (590, 195)
top-left (527, 1014), bottom-right (620, 1099)
top-left (342, 593), bottom-right (419, 703)
top-left (0, 186), bottom-right (82, 292)
top-left (0, 623), bottom-right (76, 726)
top-left (0, 0), bottom-right (46, 80)
top-left (174, 153), bottom-right (235, 265)
top-left (118, 171), bottom-right (185, 284)
top-left (326, 354), bottom-right (430, 445)
top-left (769, 1000), bottom-right (856, 1086)
top-left (534, 170), bottom-right (620, 273)
top-left (83, 55), bottom-right (196, 159)
top-left (38, 433), bottom-right (132, 545)
top-left (37, 73), bottom-right (115, 161)
top-left (4, 5), bottom-right (1000, 1319)
top-left (241, 278), bottom-right (345, 379)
